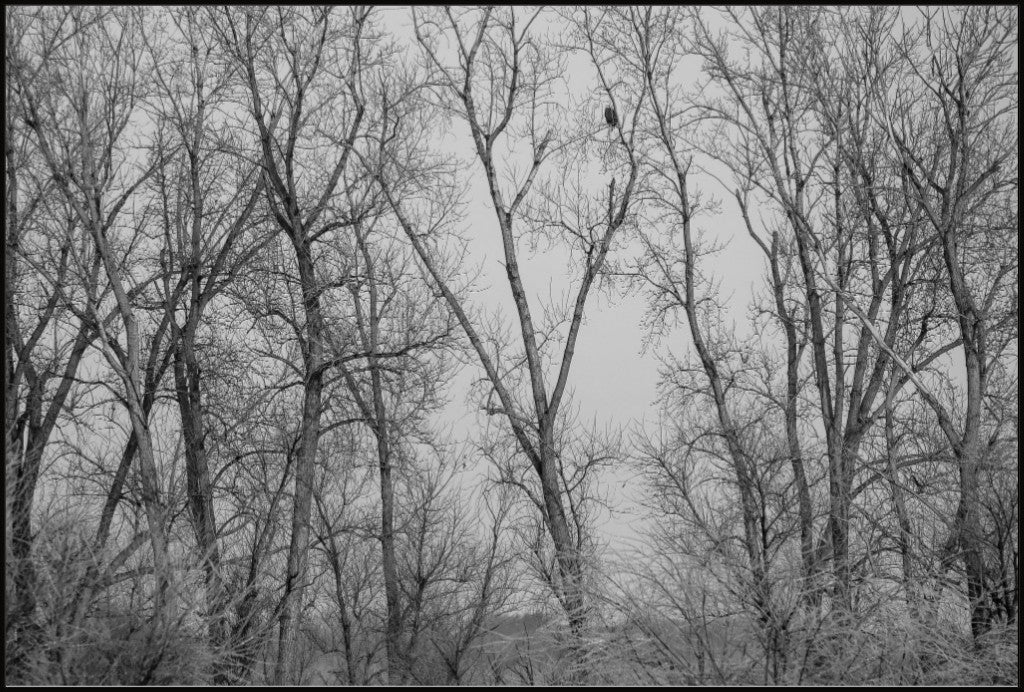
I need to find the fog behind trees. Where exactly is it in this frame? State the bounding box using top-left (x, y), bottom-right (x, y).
top-left (5, 5), bottom-right (1018, 686)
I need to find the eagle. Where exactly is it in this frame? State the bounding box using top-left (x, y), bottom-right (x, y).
top-left (604, 104), bottom-right (618, 128)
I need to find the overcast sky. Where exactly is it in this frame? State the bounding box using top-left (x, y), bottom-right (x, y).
top-left (394, 6), bottom-right (770, 558)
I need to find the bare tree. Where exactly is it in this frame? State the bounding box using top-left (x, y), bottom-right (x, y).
top-left (616, 9), bottom-right (795, 650)
top-left (687, 6), bottom-right (950, 615)
top-left (333, 198), bottom-right (459, 681)
top-left (141, 7), bottom-right (269, 670)
top-left (418, 487), bottom-right (518, 684)
top-left (310, 448), bottom-right (379, 685)
top-left (881, 6), bottom-right (1017, 638)
top-left (372, 10), bottom-right (644, 667)
top-left (210, 6), bottom-right (376, 680)
top-left (4, 6), bottom-right (1016, 685)
top-left (13, 5), bottom-right (178, 620)
top-left (5, 10), bottom-right (105, 656)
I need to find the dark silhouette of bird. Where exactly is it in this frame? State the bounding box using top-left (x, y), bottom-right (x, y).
top-left (604, 104), bottom-right (618, 128)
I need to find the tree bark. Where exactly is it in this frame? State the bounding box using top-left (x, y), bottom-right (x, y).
top-left (273, 237), bottom-right (325, 683)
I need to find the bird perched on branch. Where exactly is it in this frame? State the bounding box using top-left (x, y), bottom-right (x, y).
top-left (604, 104), bottom-right (618, 128)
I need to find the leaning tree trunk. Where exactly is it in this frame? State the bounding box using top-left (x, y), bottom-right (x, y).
top-left (273, 237), bottom-right (325, 683)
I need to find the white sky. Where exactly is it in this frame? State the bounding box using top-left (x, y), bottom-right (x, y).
top-left (386, 6), bottom-right (768, 558)
top-left (387, 6), bottom-right (992, 562)
top-left (24, 5), bottom-right (995, 579)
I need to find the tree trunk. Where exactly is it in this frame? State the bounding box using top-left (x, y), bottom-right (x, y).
top-left (8, 382), bottom-right (42, 632)
top-left (122, 370), bottom-right (174, 618)
top-left (765, 228), bottom-right (816, 600)
top-left (791, 223), bottom-right (851, 613)
top-left (356, 228), bottom-right (406, 683)
top-left (173, 328), bottom-right (226, 674)
top-left (958, 354), bottom-right (990, 639)
top-left (538, 426), bottom-right (588, 679)
top-left (70, 337), bottom-right (172, 629)
top-left (274, 238), bottom-right (324, 683)
top-left (368, 369), bottom-right (404, 683)
top-left (884, 395), bottom-right (917, 616)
